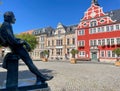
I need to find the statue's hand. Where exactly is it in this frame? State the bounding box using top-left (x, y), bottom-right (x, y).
top-left (16, 39), bottom-right (31, 51)
top-left (19, 40), bottom-right (26, 45)
top-left (24, 42), bottom-right (31, 52)
top-left (16, 38), bottom-right (25, 45)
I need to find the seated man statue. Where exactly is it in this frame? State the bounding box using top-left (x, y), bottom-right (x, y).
top-left (0, 11), bottom-right (53, 84)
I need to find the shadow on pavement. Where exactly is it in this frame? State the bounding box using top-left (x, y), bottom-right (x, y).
top-left (0, 69), bottom-right (54, 86)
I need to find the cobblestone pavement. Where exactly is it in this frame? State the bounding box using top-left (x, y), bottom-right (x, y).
top-left (0, 60), bottom-right (120, 91)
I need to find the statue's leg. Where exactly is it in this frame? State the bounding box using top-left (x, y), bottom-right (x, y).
top-left (15, 47), bottom-right (53, 83)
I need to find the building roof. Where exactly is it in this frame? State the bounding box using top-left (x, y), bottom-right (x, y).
top-left (33, 23), bottom-right (78, 37)
top-left (21, 30), bottom-right (34, 34)
top-left (33, 26), bottom-right (55, 36)
top-left (65, 24), bottom-right (78, 34)
top-left (106, 9), bottom-right (120, 23)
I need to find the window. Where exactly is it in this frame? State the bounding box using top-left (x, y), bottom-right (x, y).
top-left (112, 51), bottom-right (115, 57)
top-left (56, 48), bottom-right (62, 55)
top-left (106, 26), bottom-right (110, 32)
top-left (98, 40), bottom-right (101, 46)
top-left (67, 48), bottom-right (70, 55)
top-left (110, 25), bottom-right (114, 31)
top-left (90, 21), bottom-right (97, 27)
top-left (56, 40), bottom-right (58, 46)
top-left (107, 39), bottom-right (110, 45)
top-left (107, 51), bottom-right (116, 58)
top-left (98, 27), bottom-right (101, 32)
top-left (89, 28), bottom-right (93, 34)
top-left (100, 19), bottom-right (104, 23)
top-left (78, 40), bottom-right (85, 46)
top-left (52, 49), bottom-right (54, 55)
top-left (111, 38), bottom-right (114, 45)
top-left (93, 28), bottom-right (96, 33)
top-left (72, 38), bottom-right (75, 45)
top-left (79, 51), bottom-right (85, 57)
top-left (83, 23), bottom-right (87, 26)
top-left (107, 51), bottom-right (111, 57)
top-left (41, 44), bottom-right (44, 49)
top-left (58, 30), bottom-right (61, 37)
top-left (41, 36), bottom-right (44, 42)
top-left (58, 30), bottom-right (61, 34)
top-left (90, 40), bottom-right (97, 46)
top-left (48, 41), bottom-right (50, 46)
top-left (102, 39), bottom-right (105, 45)
top-left (61, 40), bottom-right (63, 46)
top-left (52, 40), bottom-right (54, 46)
top-left (90, 40), bottom-right (94, 46)
top-left (56, 49), bottom-right (60, 55)
top-left (116, 24), bottom-right (120, 30)
top-left (67, 38), bottom-right (70, 45)
top-left (100, 51), bottom-right (105, 57)
top-left (79, 30), bottom-right (85, 35)
top-left (117, 38), bottom-right (120, 44)
top-left (56, 39), bottom-right (63, 46)
top-left (93, 40), bottom-right (97, 46)
top-left (101, 27), bottom-right (105, 32)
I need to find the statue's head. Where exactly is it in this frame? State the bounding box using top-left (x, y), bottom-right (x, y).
top-left (4, 11), bottom-right (16, 24)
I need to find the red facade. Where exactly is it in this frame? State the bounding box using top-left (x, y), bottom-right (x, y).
top-left (77, 3), bottom-right (120, 62)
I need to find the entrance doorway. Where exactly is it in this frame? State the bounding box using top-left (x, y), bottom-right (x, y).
top-left (91, 52), bottom-right (97, 61)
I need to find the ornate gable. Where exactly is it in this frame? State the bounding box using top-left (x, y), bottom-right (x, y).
top-left (78, 3), bottom-right (115, 29)
top-left (55, 22), bottom-right (66, 35)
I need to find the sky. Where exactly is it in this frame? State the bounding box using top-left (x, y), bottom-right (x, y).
top-left (0, 0), bottom-right (120, 34)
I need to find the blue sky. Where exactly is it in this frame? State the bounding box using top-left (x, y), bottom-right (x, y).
top-left (0, 0), bottom-right (120, 34)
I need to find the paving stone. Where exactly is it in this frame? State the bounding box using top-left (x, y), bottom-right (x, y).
top-left (0, 60), bottom-right (120, 91)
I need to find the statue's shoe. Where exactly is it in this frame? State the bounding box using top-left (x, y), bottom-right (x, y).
top-left (36, 75), bottom-right (53, 84)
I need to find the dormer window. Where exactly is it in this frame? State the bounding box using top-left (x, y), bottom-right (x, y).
top-left (58, 30), bottom-right (61, 37)
top-left (58, 30), bottom-right (61, 34)
top-left (90, 20), bottom-right (97, 27)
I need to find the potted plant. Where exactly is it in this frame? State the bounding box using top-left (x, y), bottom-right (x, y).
top-left (42, 50), bottom-right (49, 62)
top-left (70, 49), bottom-right (78, 64)
top-left (113, 48), bottom-right (120, 66)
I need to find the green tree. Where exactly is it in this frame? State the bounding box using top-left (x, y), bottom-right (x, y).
top-left (113, 48), bottom-right (120, 61)
top-left (16, 33), bottom-right (38, 51)
top-left (70, 49), bottom-right (79, 58)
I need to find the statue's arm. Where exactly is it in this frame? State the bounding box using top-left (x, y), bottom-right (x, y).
top-left (4, 24), bottom-right (21, 47)
top-left (16, 38), bottom-right (31, 51)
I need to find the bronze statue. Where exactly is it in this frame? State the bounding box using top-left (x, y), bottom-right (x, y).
top-left (0, 11), bottom-right (53, 84)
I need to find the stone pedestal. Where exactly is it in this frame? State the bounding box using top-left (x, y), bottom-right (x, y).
top-left (0, 53), bottom-right (50, 91)
top-left (2, 53), bottom-right (19, 88)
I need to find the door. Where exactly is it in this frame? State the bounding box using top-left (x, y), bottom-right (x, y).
top-left (91, 52), bottom-right (97, 61)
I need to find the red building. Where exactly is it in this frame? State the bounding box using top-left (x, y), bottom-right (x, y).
top-left (77, 0), bottom-right (120, 62)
